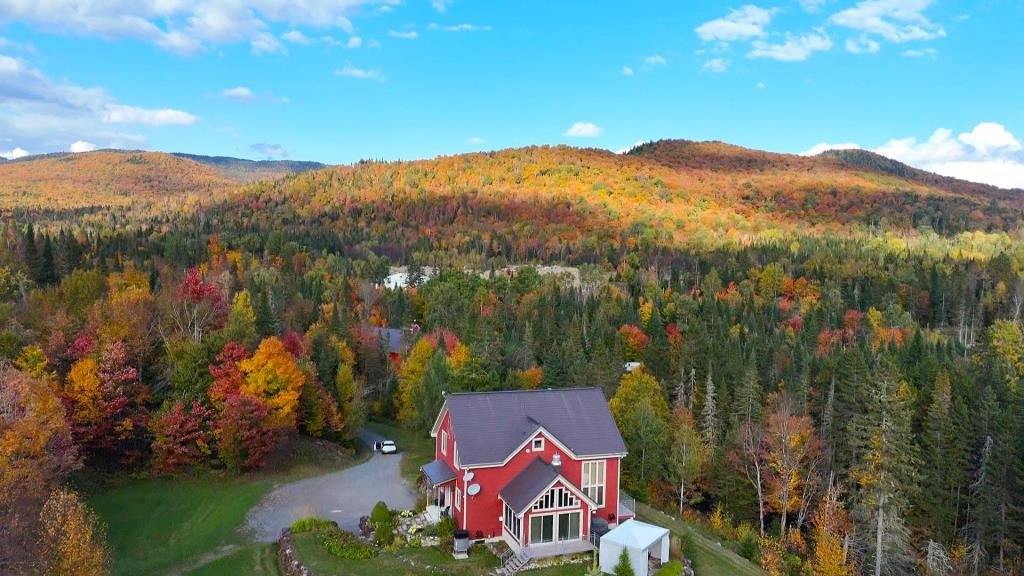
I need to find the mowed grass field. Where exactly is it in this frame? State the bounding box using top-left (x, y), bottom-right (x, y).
top-left (84, 436), bottom-right (367, 576)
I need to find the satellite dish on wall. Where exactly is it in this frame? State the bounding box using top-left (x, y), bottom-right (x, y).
top-left (463, 471), bottom-right (475, 482)
top-left (467, 483), bottom-right (481, 496)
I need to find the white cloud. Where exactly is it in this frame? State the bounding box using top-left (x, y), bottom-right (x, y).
top-left (644, 54), bottom-right (667, 66)
top-left (756, 81), bottom-right (767, 88)
top-left (1, 146), bottom-right (29, 159)
top-left (621, 66), bottom-right (634, 76)
top-left (830, 0), bottom-right (945, 43)
top-left (70, 140), bottom-right (97, 153)
top-left (845, 36), bottom-right (880, 53)
top-left (696, 5), bottom-right (776, 42)
top-left (957, 122), bottom-right (1021, 155)
top-left (800, 0), bottom-right (831, 12)
top-left (564, 122), bottom-right (603, 138)
top-left (467, 136), bottom-right (486, 145)
top-left (222, 86), bottom-right (254, 101)
top-left (347, 36), bottom-right (363, 48)
top-left (102, 105), bottom-right (197, 126)
top-left (429, 23), bottom-right (491, 32)
top-left (0, 1), bottom-right (392, 54)
top-left (282, 30), bottom-right (313, 44)
top-left (902, 48), bottom-right (937, 58)
top-left (432, 0), bottom-right (452, 12)
top-left (800, 142), bottom-right (861, 155)
top-left (335, 63), bottom-right (383, 81)
top-left (0, 52), bottom-right (196, 153)
top-left (388, 30), bottom-right (418, 39)
top-left (749, 30), bottom-right (833, 61)
top-left (702, 58), bottom-right (729, 73)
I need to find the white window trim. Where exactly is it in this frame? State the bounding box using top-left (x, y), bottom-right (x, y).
top-left (441, 430), bottom-right (448, 456)
top-left (455, 487), bottom-right (462, 511)
top-left (532, 437), bottom-right (545, 451)
top-left (582, 460), bottom-right (606, 508)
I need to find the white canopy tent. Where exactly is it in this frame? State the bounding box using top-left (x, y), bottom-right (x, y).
top-left (599, 519), bottom-right (671, 576)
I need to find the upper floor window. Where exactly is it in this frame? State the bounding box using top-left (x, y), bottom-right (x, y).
top-left (532, 437), bottom-right (545, 451)
top-left (441, 430), bottom-right (448, 456)
top-left (582, 460), bottom-right (606, 507)
top-left (532, 486), bottom-right (577, 511)
top-left (455, 487), bottom-right (462, 510)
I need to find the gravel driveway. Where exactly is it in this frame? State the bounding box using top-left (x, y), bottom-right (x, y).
top-left (244, 429), bottom-right (417, 542)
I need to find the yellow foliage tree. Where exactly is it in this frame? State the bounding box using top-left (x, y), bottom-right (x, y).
top-left (37, 488), bottom-right (109, 576)
top-left (239, 337), bottom-right (305, 430)
top-left (396, 338), bottom-right (436, 427)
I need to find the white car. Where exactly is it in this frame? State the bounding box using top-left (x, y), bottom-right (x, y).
top-left (378, 440), bottom-right (398, 454)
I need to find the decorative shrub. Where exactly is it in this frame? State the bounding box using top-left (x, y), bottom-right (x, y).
top-left (315, 526), bottom-right (377, 559)
top-left (369, 501), bottom-right (396, 546)
top-left (437, 516), bottom-right (456, 553)
top-left (290, 517), bottom-right (335, 534)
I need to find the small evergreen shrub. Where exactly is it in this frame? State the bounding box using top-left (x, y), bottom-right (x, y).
top-left (437, 516), bottom-right (456, 553)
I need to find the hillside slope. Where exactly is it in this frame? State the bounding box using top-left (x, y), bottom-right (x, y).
top-left (628, 139), bottom-right (1021, 231)
top-left (0, 151), bottom-right (238, 212)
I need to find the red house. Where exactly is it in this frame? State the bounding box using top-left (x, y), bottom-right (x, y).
top-left (420, 388), bottom-right (633, 558)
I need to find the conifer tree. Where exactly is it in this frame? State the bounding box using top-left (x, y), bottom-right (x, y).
top-left (850, 363), bottom-right (919, 576)
top-left (701, 367), bottom-right (719, 452)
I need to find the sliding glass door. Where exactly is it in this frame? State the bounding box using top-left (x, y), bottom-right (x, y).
top-left (529, 511), bottom-right (581, 545)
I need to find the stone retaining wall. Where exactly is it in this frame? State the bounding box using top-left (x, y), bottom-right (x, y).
top-left (277, 529), bottom-right (313, 576)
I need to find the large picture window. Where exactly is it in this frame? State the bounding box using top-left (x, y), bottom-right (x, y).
top-left (582, 460), bottom-right (606, 507)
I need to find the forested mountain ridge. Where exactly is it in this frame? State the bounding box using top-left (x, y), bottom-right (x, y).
top-left (0, 150), bottom-right (238, 212)
top-left (0, 150), bottom-right (324, 216)
top-left (208, 143), bottom-right (1022, 272)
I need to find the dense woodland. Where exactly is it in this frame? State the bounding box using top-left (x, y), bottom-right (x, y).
top-left (2, 143), bottom-right (1023, 576)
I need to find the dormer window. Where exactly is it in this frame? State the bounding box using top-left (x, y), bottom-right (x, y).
top-left (532, 437), bottom-right (544, 451)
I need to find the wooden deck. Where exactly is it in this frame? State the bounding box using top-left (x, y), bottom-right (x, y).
top-left (523, 539), bottom-right (595, 560)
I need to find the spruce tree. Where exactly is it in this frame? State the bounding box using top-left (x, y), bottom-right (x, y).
top-left (850, 362), bottom-right (919, 576)
top-left (701, 367), bottom-right (719, 452)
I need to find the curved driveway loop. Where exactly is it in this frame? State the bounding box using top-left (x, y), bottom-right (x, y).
top-left (245, 430), bottom-right (417, 541)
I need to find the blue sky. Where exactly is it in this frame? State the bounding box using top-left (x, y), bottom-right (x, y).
top-left (1, 0), bottom-right (1023, 187)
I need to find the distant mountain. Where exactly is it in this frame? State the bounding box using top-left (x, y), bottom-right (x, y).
top-left (0, 150), bottom-right (238, 212)
top-left (0, 150), bottom-right (327, 214)
top-left (171, 153), bottom-right (326, 183)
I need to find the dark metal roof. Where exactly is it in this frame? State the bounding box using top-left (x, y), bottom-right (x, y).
top-left (443, 388), bottom-right (627, 466)
top-left (498, 457), bottom-right (560, 513)
top-left (368, 327), bottom-right (409, 355)
top-left (421, 459), bottom-right (457, 487)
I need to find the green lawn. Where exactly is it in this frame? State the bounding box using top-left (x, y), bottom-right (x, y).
top-left (292, 532), bottom-right (588, 576)
top-left (187, 544), bottom-right (279, 576)
top-left (636, 503), bottom-right (765, 576)
top-left (365, 420), bottom-right (435, 485)
top-left (85, 436), bottom-right (367, 576)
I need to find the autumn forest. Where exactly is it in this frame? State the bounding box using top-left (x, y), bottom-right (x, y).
top-left (2, 141), bottom-right (1023, 576)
